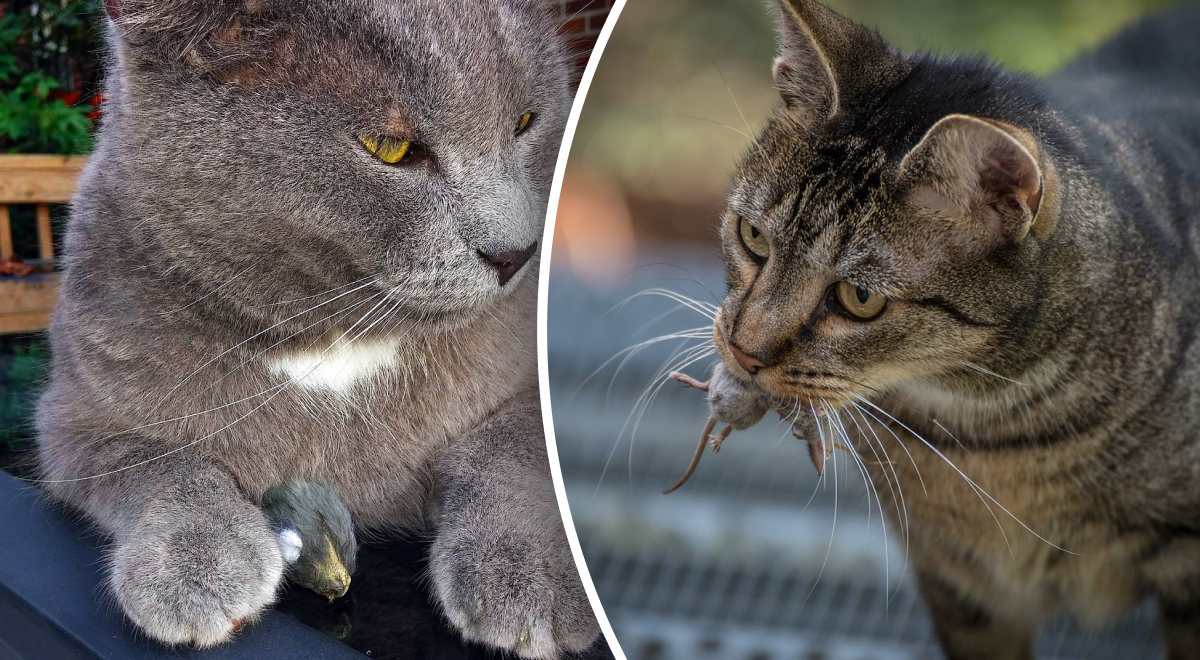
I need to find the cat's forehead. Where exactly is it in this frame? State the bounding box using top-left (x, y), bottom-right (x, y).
top-left (268, 0), bottom-right (562, 131)
top-left (730, 125), bottom-right (890, 230)
top-left (361, 0), bottom-right (558, 97)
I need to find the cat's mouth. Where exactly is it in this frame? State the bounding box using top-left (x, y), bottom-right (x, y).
top-left (711, 321), bottom-right (857, 412)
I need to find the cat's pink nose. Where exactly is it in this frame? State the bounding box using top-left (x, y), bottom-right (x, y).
top-left (479, 241), bottom-right (537, 286)
top-left (729, 343), bottom-right (768, 374)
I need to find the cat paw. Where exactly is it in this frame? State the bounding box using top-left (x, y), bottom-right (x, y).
top-left (110, 499), bottom-right (285, 648)
top-left (430, 521), bottom-right (599, 659)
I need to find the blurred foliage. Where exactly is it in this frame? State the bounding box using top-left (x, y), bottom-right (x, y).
top-left (573, 0), bottom-right (1186, 205)
top-left (0, 336), bottom-right (48, 455)
top-left (0, 0), bottom-right (102, 153)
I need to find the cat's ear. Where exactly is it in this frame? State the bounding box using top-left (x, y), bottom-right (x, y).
top-left (103, 0), bottom-right (277, 65)
top-left (901, 114), bottom-right (1044, 246)
top-left (772, 0), bottom-right (895, 130)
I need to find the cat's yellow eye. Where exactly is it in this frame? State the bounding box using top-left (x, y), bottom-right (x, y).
top-left (739, 217), bottom-right (769, 259)
top-left (836, 281), bottom-right (887, 320)
top-left (358, 134), bottom-right (411, 164)
top-left (515, 112), bottom-right (535, 135)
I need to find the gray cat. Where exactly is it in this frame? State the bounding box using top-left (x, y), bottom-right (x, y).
top-left (35, 1), bottom-right (599, 657)
top-left (685, 0), bottom-right (1200, 658)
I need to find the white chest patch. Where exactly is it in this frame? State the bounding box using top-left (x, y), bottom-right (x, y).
top-left (267, 338), bottom-right (402, 394)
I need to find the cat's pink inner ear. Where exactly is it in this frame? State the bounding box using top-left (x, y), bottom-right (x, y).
top-left (904, 114), bottom-right (1043, 246)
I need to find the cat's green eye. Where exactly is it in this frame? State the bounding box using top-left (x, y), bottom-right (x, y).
top-left (358, 134), bottom-right (412, 164)
top-left (516, 112), bottom-right (535, 135)
top-left (739, 217), bottom-right (769, 259)
top-left (836, 281), bottom-right (887, 320)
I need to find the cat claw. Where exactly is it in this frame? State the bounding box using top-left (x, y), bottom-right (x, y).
top-left (670, 372), bottom-right (710, 392)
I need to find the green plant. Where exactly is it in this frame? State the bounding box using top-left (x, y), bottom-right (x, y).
top-left (0, 2), bottom-right (100, 154)
top-left (0, 339), bottom-right (49, 453)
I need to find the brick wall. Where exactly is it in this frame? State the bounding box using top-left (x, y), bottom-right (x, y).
top-left (557, 0), bottom-right (612, 83)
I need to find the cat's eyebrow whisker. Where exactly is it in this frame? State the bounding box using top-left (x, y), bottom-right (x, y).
top-left (706, 54), bottom-right (753, 138)
top-left (668, 113), bottom-right (755, 142)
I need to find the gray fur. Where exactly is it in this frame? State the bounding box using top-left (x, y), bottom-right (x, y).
top-left (706, 361), bottom-right (774, 430)
top-left (35, 0), bottom-right (599, 655)
top-left (706, 0), bottom-right (1200, 657)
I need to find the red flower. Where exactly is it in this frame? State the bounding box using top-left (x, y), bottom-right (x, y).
top-left (87, 94), bottom-right (104, 121)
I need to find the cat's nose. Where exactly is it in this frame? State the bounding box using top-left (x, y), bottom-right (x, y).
top-left (479, 241), bottom-right (538, 286)
top-left (729, 342), bottom-right (769, 375)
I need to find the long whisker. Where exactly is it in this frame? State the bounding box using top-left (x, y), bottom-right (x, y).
top-left (150, 279), bottom-right (380, 412)
top-left (957, 360), bottom-right (1029, 387)
top-left (36, 286), bottom-right (409, 484)
top-left (852, 394), bottom-right (1080, 556)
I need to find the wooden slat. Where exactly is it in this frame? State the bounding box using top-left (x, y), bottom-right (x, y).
top-left (0, 155), bottom-right (88, 204)
top-left (0, 205), bottom-right (12, 259)
top-left (36, 204), bottom-right (54, 261)
top-left (0, 310), bottom-right (53, 335)
top-left (0, 274), bottom-right (59, 333)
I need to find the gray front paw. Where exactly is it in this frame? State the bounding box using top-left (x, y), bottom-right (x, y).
top-left (110, 499), bottom-right (285, 647)
top-left (430, 519), bottom-right (600, 659)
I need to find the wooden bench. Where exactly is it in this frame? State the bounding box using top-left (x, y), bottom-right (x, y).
top-left (0, 155), bottom-right (87, 335)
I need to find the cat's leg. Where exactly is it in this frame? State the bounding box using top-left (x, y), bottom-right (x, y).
top-left (916, 570), bottom-right (1036, 660)
top-left (428, 394), bottom-right (600, 659)
top-left (1142, 538), bottom-right (1200, 660)
top-left (40, 437), bottom-right (284, 647)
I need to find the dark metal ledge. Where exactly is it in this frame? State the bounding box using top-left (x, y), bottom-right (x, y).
top-left (0, 470), bottom-right (366, 660)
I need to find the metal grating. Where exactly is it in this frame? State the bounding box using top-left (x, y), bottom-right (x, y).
top-left (546, 250), bottom-right (1165, 660)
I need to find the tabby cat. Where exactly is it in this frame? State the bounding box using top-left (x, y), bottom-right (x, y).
top-left (35, 0), bottom-right (599, 657)
top-left (698, 0), bottom-right (1200, 657)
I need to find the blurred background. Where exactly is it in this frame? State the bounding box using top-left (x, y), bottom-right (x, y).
top-left (548, 1), bottom-right (1185, 658)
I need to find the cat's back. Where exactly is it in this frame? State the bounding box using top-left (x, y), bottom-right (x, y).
top-left (1052, 2), bottom-right (1200, 119)
top-left (1055, 2), bottom-right (1200, 93)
